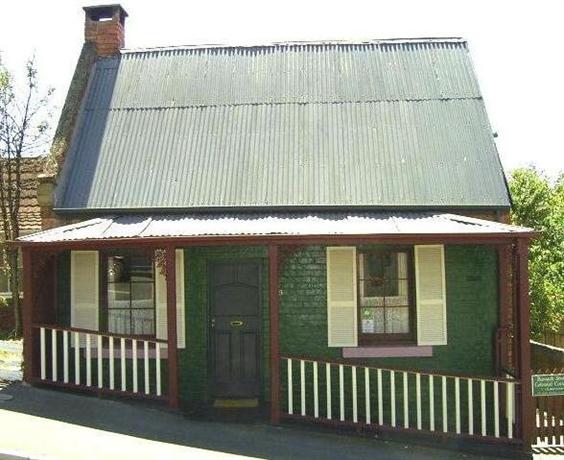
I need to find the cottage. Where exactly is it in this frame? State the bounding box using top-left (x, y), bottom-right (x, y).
top-left (17, 4), bottom-right (535, 452)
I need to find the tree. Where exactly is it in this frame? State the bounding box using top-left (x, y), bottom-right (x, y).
top-left (509, 167), bottom-right (564, 339)
top-left (0, 57), bottom-right (53, 337)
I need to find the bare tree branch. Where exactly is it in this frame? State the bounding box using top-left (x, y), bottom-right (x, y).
top-left (0, 56), bottom-right (53, 337)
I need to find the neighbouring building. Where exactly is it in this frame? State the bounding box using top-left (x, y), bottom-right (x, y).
top-left (0, 157), bottom-right (44, 296)
top-left (16, 4), bottom-right (536, 453)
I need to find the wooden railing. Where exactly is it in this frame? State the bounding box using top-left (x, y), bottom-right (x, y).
top-left (33, 324), bottom-right (168, 400)
top-left (281, 355), bottom-right (521, 442)
top-left (536, 397), bottom-right (564, 446)
top-left (534, 368), bottom-right (564, 447)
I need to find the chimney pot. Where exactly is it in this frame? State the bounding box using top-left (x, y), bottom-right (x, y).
top-left (83, 4), bottom-right (128, 57)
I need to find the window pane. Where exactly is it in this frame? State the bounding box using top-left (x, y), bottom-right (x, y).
top-left (108, 310), bottom-right (131, 334)
top-left (384, 278), bottom-right (399, 297)
top-left (131, 282), bottom-right (154, 309)
top-left (130, 256), bottom-right (153, 282)
top-left (108, 282), bottom-right (130, 308)
top-left (361, 307), bottom-right (375, 333)
top-left (386, 307), bottom-right (409, 333)
top-left (382, 252), bottom-right (398, 280)
top-left (108, 256), bottom-right (129, 283)
top-left (397, 252), bottom-right (408, 279)
top-left (131, 309), bottom-right (154, 335)
top-left (364, 253), bottom-right (383, 279)
top-left (361, 307), bottom-right (385, 334)
top-left (364, 278), bottom-right (385, 298)
top-left (397, 279), bottom-right (409, 304)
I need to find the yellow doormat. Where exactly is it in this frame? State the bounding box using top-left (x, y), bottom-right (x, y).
top-left (212, 399), bottom-right (258, 408)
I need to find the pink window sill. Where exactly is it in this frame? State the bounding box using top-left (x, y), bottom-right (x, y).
top-left (342, 346), bottom-right (433, 358)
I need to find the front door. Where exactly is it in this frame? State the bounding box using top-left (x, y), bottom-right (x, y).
top-left (210, 260), bottom-right (261, 399)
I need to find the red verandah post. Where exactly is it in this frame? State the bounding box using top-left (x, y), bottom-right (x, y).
top-left (497, 244), bottom-right (511, 372)
top-left (516, 238), bottom-right (533, 449)
top-left (269, 244), bottom-right (281, 424)
top-left (21, 248), bottom-right (34, 382)
top-left (165, 245), bottom-right (179, 409)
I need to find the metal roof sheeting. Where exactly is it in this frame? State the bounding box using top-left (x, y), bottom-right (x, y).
top-left (20, 212), bottom-right (532, 243)
top-left (85, 41), bottom-right (481, 109)
top-left (55, 40), bottom-right (510, 211)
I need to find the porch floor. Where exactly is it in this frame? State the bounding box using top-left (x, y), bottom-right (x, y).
top-left (0, 382), bottom-right (540, 460)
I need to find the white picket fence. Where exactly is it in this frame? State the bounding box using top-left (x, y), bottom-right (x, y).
top-left (282, 356), bottom-right (520, 441)
top-left (35, 325), bottom-right (167, 398)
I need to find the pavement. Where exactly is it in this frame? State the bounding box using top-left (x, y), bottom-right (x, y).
top-left (0, 382), bottom-right (557, 460)
top-left (0, 341), bottom-right (22, 382)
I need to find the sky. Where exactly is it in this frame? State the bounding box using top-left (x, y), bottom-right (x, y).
top-left (0, 0), bottom-right (562, 178)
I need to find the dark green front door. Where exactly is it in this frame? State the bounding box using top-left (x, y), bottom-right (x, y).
top-left (210, 260), bottom-right (261, 398)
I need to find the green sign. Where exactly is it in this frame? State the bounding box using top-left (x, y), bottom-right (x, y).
top-left (532, 374), bottom-right (564, 397)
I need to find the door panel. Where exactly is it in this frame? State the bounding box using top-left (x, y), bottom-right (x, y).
top-left (210, 261), bottom-right (261, 398)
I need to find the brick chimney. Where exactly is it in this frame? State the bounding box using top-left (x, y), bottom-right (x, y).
top-left (83, 4), bottom-right (128, 57)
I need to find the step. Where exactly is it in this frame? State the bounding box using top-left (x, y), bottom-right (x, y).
top-left (213, 398), bottom-right (259, 409)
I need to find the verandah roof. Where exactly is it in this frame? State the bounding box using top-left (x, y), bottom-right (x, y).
top-left (18, 212), bottom-right (533, 245)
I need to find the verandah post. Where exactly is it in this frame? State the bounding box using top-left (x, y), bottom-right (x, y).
top-left (497, 244), bottom-right (511, 373)
top-left (516, 238), bottom-right (533, 449)
top-left (269, 244), bottom-right (280, 424)
top-left (165, 245), bottom-right (179, 409)
top-left (21, 247), bottom-right (34, 382)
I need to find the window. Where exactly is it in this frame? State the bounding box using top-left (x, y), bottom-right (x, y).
top-left (102, 252), bottom-right (155, 336)
top-left (357, 249), bottom-right (415, 344)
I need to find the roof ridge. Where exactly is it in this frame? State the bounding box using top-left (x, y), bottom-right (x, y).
top-left (120, 37), bottom-right (467, 55)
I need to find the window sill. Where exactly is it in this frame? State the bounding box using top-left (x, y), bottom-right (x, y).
top-left (342, 345), bottom-right (433, 358)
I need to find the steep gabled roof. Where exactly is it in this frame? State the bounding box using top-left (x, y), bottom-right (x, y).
top-left (55, 39), bottom-right (510, 212)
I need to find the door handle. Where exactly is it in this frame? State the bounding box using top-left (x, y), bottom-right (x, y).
top-left (230, 320), bottom-right (244, 328)
top-left (211, 318), bottom-right (215, 329)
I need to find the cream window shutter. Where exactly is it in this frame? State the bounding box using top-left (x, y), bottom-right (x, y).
top-left (70, 251), bottom-right (99, 331)
top-left (155, 249), bottom-right (186, 348)
top-left (326, 247), bottom-right (357, 347)
top-left (415, 245), bottom-right (447, 346)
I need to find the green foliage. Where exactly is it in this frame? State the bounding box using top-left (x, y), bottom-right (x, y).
top-left (509, 167), bottom-right (564, 338)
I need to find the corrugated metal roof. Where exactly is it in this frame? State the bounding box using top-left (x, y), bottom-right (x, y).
top-left (55, 39), bottom-right (510, 211)
top-left (19, 212), bottom-right (532, 243)
top-left (85, 41), bottom-right (481, 109)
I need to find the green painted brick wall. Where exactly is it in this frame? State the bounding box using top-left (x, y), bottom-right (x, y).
top-left (54, 243), bottom-right (500, 426)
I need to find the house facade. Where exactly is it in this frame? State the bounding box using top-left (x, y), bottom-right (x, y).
top-left (17, 4), bottom-right (535, 452)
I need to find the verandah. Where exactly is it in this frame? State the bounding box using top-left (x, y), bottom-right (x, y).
top-left (14, 212), bottom-right (535, 448)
